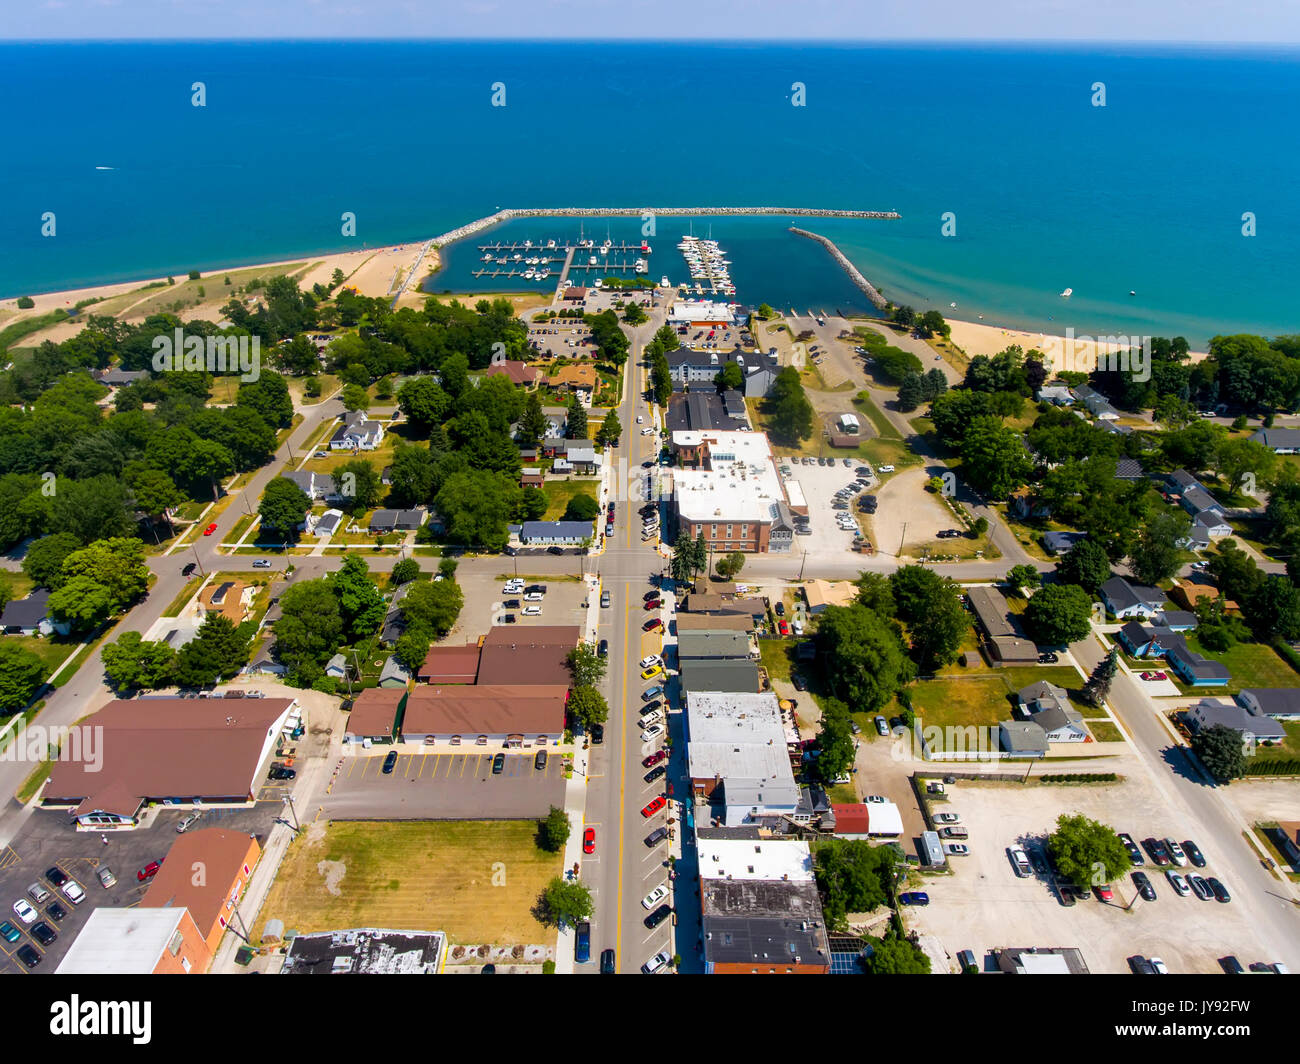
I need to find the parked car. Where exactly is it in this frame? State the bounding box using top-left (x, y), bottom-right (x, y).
top-left (642, 951), bottom-right (670, 974)
top-left (643, 686), bottom-right (663, 701)
top-left (644, 765), bottom-right (667, 784)
top-left (1187, 874), bottom-right (1213, 900)
top-left (252, 559), bottom-right (272, 569)
top-left (640, 724), bottom-right (664, 743)
top-left (1007, 847), bottom-right (1032, 877)
top-left (643, 750), bottom-right (667, 769)
top-left (590, 723), bottom-right (604, 744)
top-left (641, 796), bottom-right (667, 818)
top-left (176, 813), bottom-right (201, 833)
top-left (1182, 839), bottom-right (1207, 867)
top-left (644, 618), bottom-right (663, 632)
top-left (583, 828), bottom-right (595, 854)
top-left (44, 867), bottom-right (68, 889)
top-left (575, 921), bottom-right (591, 964)
top-left (934, 812), bottom-right (960, 825)
top-left (269, 765), bottom-right (296, 781)
top-left (382, 750), bottom-right (398, 774)
top-left (1028, 848), bottom-right (1049, 875)
top-left (774, 602), bottom-right (785, 617)
top-left (1129, 955), bottom-right (1158, 975)
top-left (59, 880), bottom-right (85, 905)
top-left (944, 843), bottom-right (970, 856)
top-left (12, 899), bottom-right (36, 924)
top-left (202, 522), bottom-right (218, 536)
top-left (1164, 838), bottom-right (1188, 867)
top-left (30, 921), bottom-right (56, 947)
top-left (644, 903), bottom-right (673, 930)
top-left (1143, 837), bottom-right (1171, 866)
top-left (899, 891), bottom-right (929, 906)
top-left (874, 715), bottom-right (889, 736)
top-left (137, 861), bottom-right (162, 882)
top-left (492, 753), bottom-right (505, 774)
top-left (600, 949), bottom-right (616, 974)
top-left (45, 901), bottom-right (66, 923)
top-left (1132, 871), bottom-right (1157, 901)
top-left (15, 945), bottom-right (40, 969)
top-left (1094, 883), bottom-right (1114, 902)
top-left (598, 639), bottom-right (609, 657)
top-left (534, 750), bottom-right (548, 771)
top-left (639, 655), bottom-right (663, 670)
top-left (0, 921), bottom-right (20, 943)
top-left (1219, 955), bottom-right (1245, 974)
top-left (1117, 833), bottom-right (1144, 865)
top-left (1164, 871), bottom-right (1190, 897)
top-left (522, 605), bottom-right (543, 617)
top-left (641, 665), bottom-right (663, 680)
top-left (645, 827), bottom-right (668, 847)
top-left (1207, 877), bottom-right (1231, 903)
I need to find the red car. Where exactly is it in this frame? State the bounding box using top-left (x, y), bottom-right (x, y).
top-left (643, 618), bottom-right (663, 632)
top-left (202, 523), bottom-right (218, 536)
top-left (644, 599), bottom-right (661, 611)
top-left (778, 619), bottom-right (790, 636)
top-left (583, 828), bottom-right (595, 854)
top-left (641, 796), bottom-right (667, 818)
top-left (1139, 671), bottom-right (1169, 681)
top-left (642, 750), bottom-right (667, 769)
top-left (1094, 883), bottom-right (1114, 902)
top-left (137, 860), bottom-right (163, 882)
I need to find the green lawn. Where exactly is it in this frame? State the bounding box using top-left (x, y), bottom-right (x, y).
top-left (759, 638), bottom-right (793, 682)
top-left (1089, 721), bottom-right (1124, 742)
top-left (1170, 635), bottom-right (1300, 697)
top-left (908, 665), bottom-right (1085, 737)
top-left (1247, 721), bottom-right (1300, 766)
top-left (540, 478), bottom-right (600, 520)
top-left (0, 571), bottom-right (34, 603)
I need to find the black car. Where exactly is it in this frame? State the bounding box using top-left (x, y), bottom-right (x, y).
top-left (547, 546), bottom-right (564, 555)
top-left (643, 903), bottom-right (673, 929)
top-left (526, 585), bottom-right (547, 595)
top-left (774, 602), bottom-right (785, 616)
top-left (1131, 871), bottom-right (1157, 901)
top-left (504, 599), bottom-right (521, 610)
top-left (1207, 877), bottom-right (1231, 903)
top-left (590, 723), bottom-right (604, 745)
top-left (382, 750), bottom-right (398, 774)
top-left (16, 945), bottom-right (40, 969)
top-left (1182, 839), bottom-right (1207, 867)
top-left (1037, 651), bottom-right (1060, 664)
top-left (44, 867), bottom-right (68, 888)
top-left (792, 675), bottom-right (807, 692)
top-left (1220, 956), bottom-right (1245, 974)
top-left (268, 765), bottom-right (296, 781)
top-left (182, 562), bottom-right (197, 576)
top-left (641, 699), bottom-right (661, 714)
top-left (600, 948), bottom-right (616, 974)
top-left (1143, 837), bottom-right (1171, 866)
top-left (1028, 848), bottom-right (1049, 875)
top-left (1118, 833), bottom-right (1144, 865)
top-left (492, 753), bottom-right (506, 774)
top-left (45, 901), bottom-right (67, 923)
top-left (644, 765), bottom-right (667, 784)
top-left (644, 589), bottom-right (660, 601)
top-left (598, 639), bottom-right (609, 657)
top-left (534, 750), bottom-right (548, 771)
top-left (1128, 955), bottom-right (1157, 975)
top-left (645, 826), bottom-right (668, 846)
top-left (30, 921), bottom-right (56, 947)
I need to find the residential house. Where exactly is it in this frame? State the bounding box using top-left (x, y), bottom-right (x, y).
top-left (197, 580), bottom-right (252, 625)
top-left (1166, 643), bottom-right (1230, 687)
top-left (1010, 486), bottom-right (1051, 520)
top-left (1187, 698), bottom-right (1285, 746)
top-left (343, 687), bottom-right (404, 744)
top-left (830, 801), bottom-right (902, 839)
top-left (1117, 621), bottom-right (1178, 659)
top-left (1251, 427), bottom-right (1300, 454)
top-left (1037, 385), bottom-right (1075, 405)
top-left (1114, 458), bottom-right (1146, 481)
top-left (994, 947), bottom-right (1090, 975)
top-left (377, 656), bottom-right (411, 689)
top-left (563, 445), bottom-right (598, 474)
top-left (329, 411), bottom-right (384, 451)
top-left (284, 470), bottom-right (341, 503)
top-left (1075, 384), bottom-right (1120, 421)
top-left (324, 654), bottom-right (348, 680)
top-left (1236, 689), bottom-right (1300, 721)
top-left (519, 521), bottom-right (591, 546)
top-left (368, 509), bottom-right (426, 534)
top-left (379, 584), bottom-right (410, 645)
top-left (999, 720), bottom-right (1049, 758)
top-left (1169, 580), bottom-right (1238, 614)
top-left (95, 367), bottom-right (150, 387)
top-left (966, 585), bottom-right (1039, 664)
top-left (1043, 531), bottom-right (1087, 556)
top-left (0, 589), bottom-right (70, 637)
top-left (1017, 681), bottom-right (1088, 742)
top-left (520, 469), bottom-right (545, 490)
top-left (1100, 577), bottom-right (1167, 620)
top-left (485, 361), bottom-right (540, 388)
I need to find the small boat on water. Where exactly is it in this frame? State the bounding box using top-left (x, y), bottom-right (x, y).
top-left (1060, 287), bottom-right (1073, 298)
top-left (482, 253), bottom-right (493, 262)
top-left (660, 276), bottom-right (670, 288)
top-left (547, 239), bottom-right (557, 249)
top-left (588, 255), bottom-right (597, 265)
top-left (1129, 290), bottom-right (1136, 296)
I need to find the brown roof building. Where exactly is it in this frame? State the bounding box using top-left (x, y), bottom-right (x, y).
top-left (142, 828), bottom-right (262, 954)
top-left (476, 626), bottom-right (580, 687)
top-left (675, 612), bottom-right (754, 633)
top-left (401, 685), bottom-right (568, 744)
top-left (344, 687), bottom-right (405, 743)
top-left (1170, 579), bottom-right (1239, 613)
top-left (550, 364), bottom-right (599, 392)
top-left (562, 286), bottom-right (587, 301)
top-left (43, 697), bottom-right (297, 828)
top-left (198, 580), bottom-right (251, 624)
top-left (485, 361), bottom-right (540, 387)
top-left (417, 642), bottom-right (483, 684)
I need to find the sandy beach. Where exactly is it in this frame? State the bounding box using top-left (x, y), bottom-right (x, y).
top-left (946, 315), bottom-right (1209, 369)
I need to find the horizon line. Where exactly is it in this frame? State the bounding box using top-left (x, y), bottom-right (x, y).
top-left (3, 37), bottom-right (1300, 48)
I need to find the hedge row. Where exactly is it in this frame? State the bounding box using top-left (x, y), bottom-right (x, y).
top-left (1246, 760), bottom-right (1300, 777)
top-left (1038, 772), bottom-right (1118, 783)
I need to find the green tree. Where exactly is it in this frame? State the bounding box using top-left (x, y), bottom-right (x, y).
top-left (1046, 813), bottom-right (1131, 887)
top-left (715, 362), bottom-right (744, 391)
top-left (596, 410), bottom-right (622, 447)
top-left (334, 458), bottom-right (382, 516)
top-left (1192, 722), bottom-right (1248, 784)
top-left (48, 537), bottom-right (150, 631)
top-left (813, 838), bottom-right (897, 930)
top-left (813, 697), bottom-right (857, 781)
top-left (959, 416), bottom-right (1032, 498)
top-left (714, 552), bottom-right (746, 580)
top-left (21, 532), bottom-right (81, 590)
top-left (1245, 574), bottom-right (1300, 642)
top-left (566, 685), bottom-right (609, 731)
top-left (538, 806), bottom-right (571, 853)
top-left (565, 397), bottom-right (588, 440)
top-left (1024, 583), bottom-right (1093, 645)
top-left (101, 631), bottom-right (176, 691)
top-left (391, 558), bottom-right (420, 586)
top-left (235, 370), bottom-right (294, 427)
top-left (566, 643), bottom-right (607, 688)
top-left (341, 383), bottom-right (370, 412)
top-left (394, 626), bottom-right (433, 671)
top-left (539, 877), bottom-right (593, 927)
top-left (388, 444), bottom-right (437, 507)
top-left (274, 579), bottom-right (344, 685)
top-left (896, 372), bottom-right (926, 412)
top-left (434, 470), bottom-right (521, 551)
top-left (863, 933), bottom-right (932, 974)
top-left (173, 614), bottom-right (253, 687)
top-left (400, 577), bottom-right (464, 640)
top-left (889, 566), bottom-right (969, 671)
top-left (766, 367), bottom-right (815, 444)
top-left (397, 376), bottom-right (451, 435)
top-left (1005, 564), bottom-right (1041, 593)
top-left (1054, 538), bottom-right (1111, 595)
top-left (817, 604), bottom-right (915, 712)
top-left (1081, 647), bottom-right (1118, 708)
top-left (259, 476), bottom-right (311, 540)
top-left (1127, 509), bottom-right (1190, 586)
top-left (623, 302), bottom-right (647, 326)
top-left (563, 494), bottom-right (601, 522)
top-left (517, 391), bottom-right (548, 446)
top-left (0, 643), bottom-right (45, 712)
top-left (333, 555), bottom-right (386, 640)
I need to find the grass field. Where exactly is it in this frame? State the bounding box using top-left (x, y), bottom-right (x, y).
top-left (0, 572), bottom-right (34, 603)
top-left (1171, 635), bottom-right (1300, 697)
top-left (541, 478), bottom-right (600, 520)
top-left (908, 665), bottom-right (1085, 736)
top-left (256, 820), bottom-right (562, 946)
top-left (9, 635), bottom-right (78, 680)
top-left (1247, 720), bottom-right (1300, 765)
top-left (759, 638), bottom-right (793, 682)
top-left (1089, 721), bottom-right (1124, 742)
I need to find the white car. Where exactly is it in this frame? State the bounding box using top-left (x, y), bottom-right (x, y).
top-left (639, 655), bottom-right (663, 670)
top-left (639, 709), bottom-right (664, 727)
top-left (641, 427), bottom-right (653, 436)
top-left (176, 813), bottom-right (200, 833)
top-left (865, 794), bottom-right (886, 804)
top-left (641, 884), bottom-right (669, 909)
top-left (12, 899), bottom-right (36, 924)
top-left (504, 582), bottom-right (524, 593)
top-left (944, 843), bottom-right (970, 857)
top-left (1007, 846), bottom-right (1032, 877)
top-left (877, 464), bottom-right (895, 473)
top-left (61, 880), bottom-right (85, 905)
top-left (640, 724), bottom-right (664, 743)
top-left (522, 606), bottom-right (543, 617)
top-left (1165, 871), bottom-right (1191, 896)
top-left (1165, 839), bottom-right (1188, 867)
top-left (524, 592), bottom-right (544, 602)
top-left (642, 951), bottom-right (671, 974)
top-left (636, 415), bottom-right (644, 424)
top-left (934, 812), bottom-right (961, 824)
top-left (1150, 957), bottom-right (1169, 974)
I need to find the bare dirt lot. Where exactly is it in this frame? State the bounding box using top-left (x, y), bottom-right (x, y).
top-left (872, 466), bottom-right (956, 559)
top-left (898, 776), bottom-right (1280, 974)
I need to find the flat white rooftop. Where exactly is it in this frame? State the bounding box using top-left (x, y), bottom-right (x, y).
top-left (56, 908), bottom-right (188, 974)
top-left (697, 837), bottom-right (815, 882)
top-left (673, 431), bottom-right (786, 524)
top-left (685, 690), bottom-right (785, 746)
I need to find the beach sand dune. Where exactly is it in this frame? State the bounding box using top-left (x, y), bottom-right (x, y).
top-left (946, 316), bottom-right (1208, 370)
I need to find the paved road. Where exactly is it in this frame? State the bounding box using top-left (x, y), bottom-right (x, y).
top-left (1072, 635), bottom-right (1300, 968)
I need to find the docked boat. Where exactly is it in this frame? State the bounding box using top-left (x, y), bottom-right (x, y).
top-left (589, 255), bottom-right (597, 265)
top-left (660, 275), bottom-right (670, 288)
top-left (634, 258), bottom-right (648, 273)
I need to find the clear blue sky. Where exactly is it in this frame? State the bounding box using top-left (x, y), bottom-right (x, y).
top-left (6, 0), bottom-right (1300, 43)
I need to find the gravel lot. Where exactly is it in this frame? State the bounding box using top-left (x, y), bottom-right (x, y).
top-left (784, 459), bottom-right (872, 559)
top-left (871, 467), bottom-right (956, 560)
top-left (897, 776), bottom-right (1281, 974)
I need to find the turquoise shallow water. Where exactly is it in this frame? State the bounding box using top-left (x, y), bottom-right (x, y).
top-left (2, 40), bottom-right (1297, 346)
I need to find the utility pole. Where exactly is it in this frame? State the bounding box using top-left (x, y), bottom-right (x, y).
top-left (191, 544), bottom-right (206, 578)
top-left (283, 793), bottom-right (301, 833)
top-left (898, 521), bottom-right (907, 559)
top-left (798, 550), bottom-right (808, 581)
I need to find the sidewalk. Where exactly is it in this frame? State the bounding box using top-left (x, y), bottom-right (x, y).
top-left (552, 742), bottom-right (591, 974)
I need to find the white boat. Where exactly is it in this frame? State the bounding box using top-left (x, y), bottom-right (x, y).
top-left (949, 302), bottom-right (957, 308)
top-left (634, 258), bottom-right (648, 273)
top-left (593, 279), bottom-right (603, 289)
top-left (524, 268), bottom-right (535, 279)
top-left (1129, 290), bottom-right (1136, 296)
top-left (482, 252), bottom-right (493, 262)
top-left (513, 253), bottom-right (522, 261)
top-left (660, 276), bottom-right (670, 288)
top-left (523, 240), bottom-right (532, 248)
top-left (1060, 288), bottom-right (1073, 298)
top-left (547, 239), bottom-right (556, 249)
top-left (589, 255), bottom-right (597, 265)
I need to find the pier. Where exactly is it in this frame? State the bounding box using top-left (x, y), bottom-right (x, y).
top-left (788, 226), bottom-right (889, 310)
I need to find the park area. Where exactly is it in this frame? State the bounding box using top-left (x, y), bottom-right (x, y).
top-left (255, 820), bottom-right (563, 946)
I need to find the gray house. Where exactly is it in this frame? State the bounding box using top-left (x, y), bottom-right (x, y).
top-left (519, 521), bottom-right (591, 546)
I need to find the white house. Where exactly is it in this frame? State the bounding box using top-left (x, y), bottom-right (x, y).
top-left (0, 590), bottom-right (71, 637)
top-left (330, 412), bottom-right (385, 451)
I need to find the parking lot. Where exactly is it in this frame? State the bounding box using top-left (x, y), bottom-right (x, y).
top-left (0, 802), bottom-right (280, 973)
top-left (322, 751), bottom-right (565, 820)
top-left (450, 570), bottom-right (592, 641)
top-left (898, 777), bottom-right (1279, 974)
top-left (782, 458), bottom-right (875, 558)
top-left (872, 466), bottom-right (958, 558)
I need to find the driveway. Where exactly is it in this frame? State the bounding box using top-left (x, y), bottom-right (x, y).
top-left (321, 751), bottom-right (564, 820)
